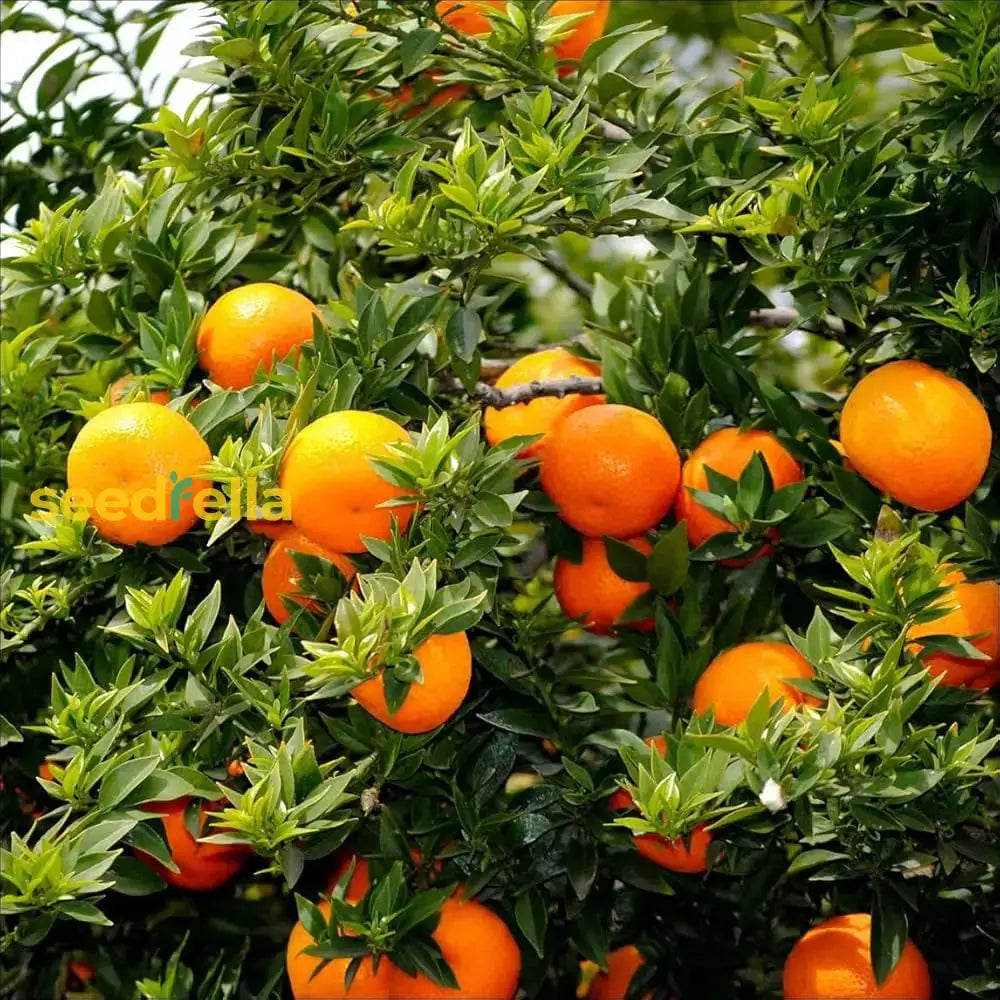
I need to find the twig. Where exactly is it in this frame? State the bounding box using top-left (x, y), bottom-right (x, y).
top-left (748, 307), bottom-right (845, 334)
top-left (539, 249), bottom-right (594, 300)
top-left (439, 375), bottom-right (604, 408)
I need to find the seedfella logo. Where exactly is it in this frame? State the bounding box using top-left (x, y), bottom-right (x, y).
top-left (31, 474), bottom-right (289, 523)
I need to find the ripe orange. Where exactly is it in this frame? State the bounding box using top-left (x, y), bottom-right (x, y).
top-left (287, 901), bottom-right (395, 1000)
top-left (554, 536), bottom-right (652, 633)
top-left (391, 895), bottom-right (521, 999)
top-left (261, 527), bottom-right (356, 626)
top-left (109, 376), bottom-right (170, 406)
top-left (693, 641), bottom-right (819, 727)
top-left (839, 360), bottom-right (991, 511)
top-left (907, 569), bottom-right (999, 688)
top-left (436, 1), bottom-right (610, 73)
top-left (136, 797), bottom-right (251, 891)
top-left (484, 348), bottom-right (604, 459)
top-left (586, 945), bottom-right (651, 1000)
top-left (633, 824), bottom-right (712, 874)
top-left (325, 853), bottom-right (374, 898)
top-left (540, 405), bottom-right (681, 538)
top-left (197, 283), bottom-right (322, 390)
top-left (352, 631), bottom-right (472, 734)
top-left (608, 736), bottom-right (712, 874)
top-left (387, 71), bottom-right (470, 117)
top-left (66, 402), bottom-right (211, 546)
top-left (675, 427), bottom-right (803, 558)
top-left (280, 410), bottom-right (417, 554)
top-left (288, 860), bottom-right (519, 1000)
top-left (287, 857), bottom-right (388, 999)
top-left (782, 913), bottom-right (932, 999)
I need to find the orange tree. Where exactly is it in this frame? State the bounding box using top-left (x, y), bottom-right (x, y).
top-left (1, 1), bottom-right (998, 998)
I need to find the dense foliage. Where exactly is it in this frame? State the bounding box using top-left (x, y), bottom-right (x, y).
top-left (1, 1), bottom-right (998, 998)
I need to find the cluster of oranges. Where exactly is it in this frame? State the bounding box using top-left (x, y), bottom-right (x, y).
top-left (584, 912), bottom-right (932, 1000)
top-left (62, 282), bottom-right (991, 1000)
top-left (485, 347), bottom-right (996, 691)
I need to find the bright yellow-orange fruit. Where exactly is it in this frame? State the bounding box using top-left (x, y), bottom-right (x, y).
top-left (280, 410), bottom-right (416, 554)
top-left (197, 283), bottom-right (322, 390)
top-left (839, 360), bottom-right (991, 511)
top-left (783, 913), bottom-right (931, 999)
top-left (352, 632), bottom-right (472, 733)
top-left (436, 1), bottom-right (610, 73)
top-left (675, 428), bottom-right (803, 557)
top-left (554, 536), bottom-right (652, 633)
top-left (109, 376), bottom-right (171, 406)
top-left (286, 902), bottom-right (395, 999)
top-left (261, 528), bottom-right (356, 626)
top-left (66, 402), bottom-right (211, 546)
top-left (541, 405), bottom-right (681, 538)
top-left (484, 348), bottom-right (604, 459)
top-left (692, 641), bottom-right (819, 727)
top-left (390, 895), bottom-right (521, 999)
top-left (907, 569), bottom-right (999, 688)
top-left (586, 945), bottom-right (651, 1000)
top-left (136, 797), bottom-right (251, 891)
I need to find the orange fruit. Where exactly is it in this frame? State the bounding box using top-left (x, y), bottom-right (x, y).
top-left (261, 527), bottom-right (356, 626)
top-left (37, 760), bottom-right (55, 782)
top-left (387, 71), bottom-right (470, 116)
top-left (483, 348), bottom-right (604, 459)
top-left (325, 853), bottom-right (374, 898)
top-left (907, 569), bottom-right (999, 687)
top-left (109, 376), bottom-right (170, 406)
top-left (197, 283), bottom-right (322, 390)
top-left (436, 1), bottom-right (610, 73)
top-left (541, 405), bottom-right (681, 538)
top-left (69, 960), bottom-right (95, 984)
top-left (287, 901), bottom-right (395, 1000)
top-left (391, 895), bottom-right (521, 999)
top-left (782, 913), bottom-right (932, 999)
top-left (66, 402), bottom-right (211, 546)
top-left (247, 518), bottom-right (293, 540)
top-left (287, 855), bottom-right (383, 999)
top-left (633, 824), bottom-right (712, 874)
top-left (280, 410), bottom-right (416, 554)
top-left (586, 945), bottom-right (651, 1000)
top-left (839, 360), bottom-right (991, 511)
top-left (554, 536), bottom-right (652, 633)
top-left (608, 736), bottom-right (711, 874)
top-left (136, 797), bottom-right (251, 891)
top-left (693, 641), bottom-right (819, 727)
top-left (352, 631), bottom-right (472, 734)
top-left (675, 427), bottom-right (803, 558)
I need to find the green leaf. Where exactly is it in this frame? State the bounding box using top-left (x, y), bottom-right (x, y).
top-left (872, 886), bottom-right (908, 986)
top-left (647, 522), bottom-right (689, 595)
top-left (602, 537), bottom-right (649, 583)
top-left (446, 308), bottom-right (481, 363)
top-left (515, 891), bottom-right (548, 958)
top-left (86, 289), bottom-right (115, 332)
top-left (37, 54), bottom-right (77, 110)
top-left (98, 756), bottom-right (162, 809)
top-left (786, 848), bottom-right (849, 875)
top-left (399, 28), bottom-right (441, 74)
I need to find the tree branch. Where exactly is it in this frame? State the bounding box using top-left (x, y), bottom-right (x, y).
top-left (439, 374), bottom-right (604, 408)
top-left (539, 249), bottom-right (594, 300)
